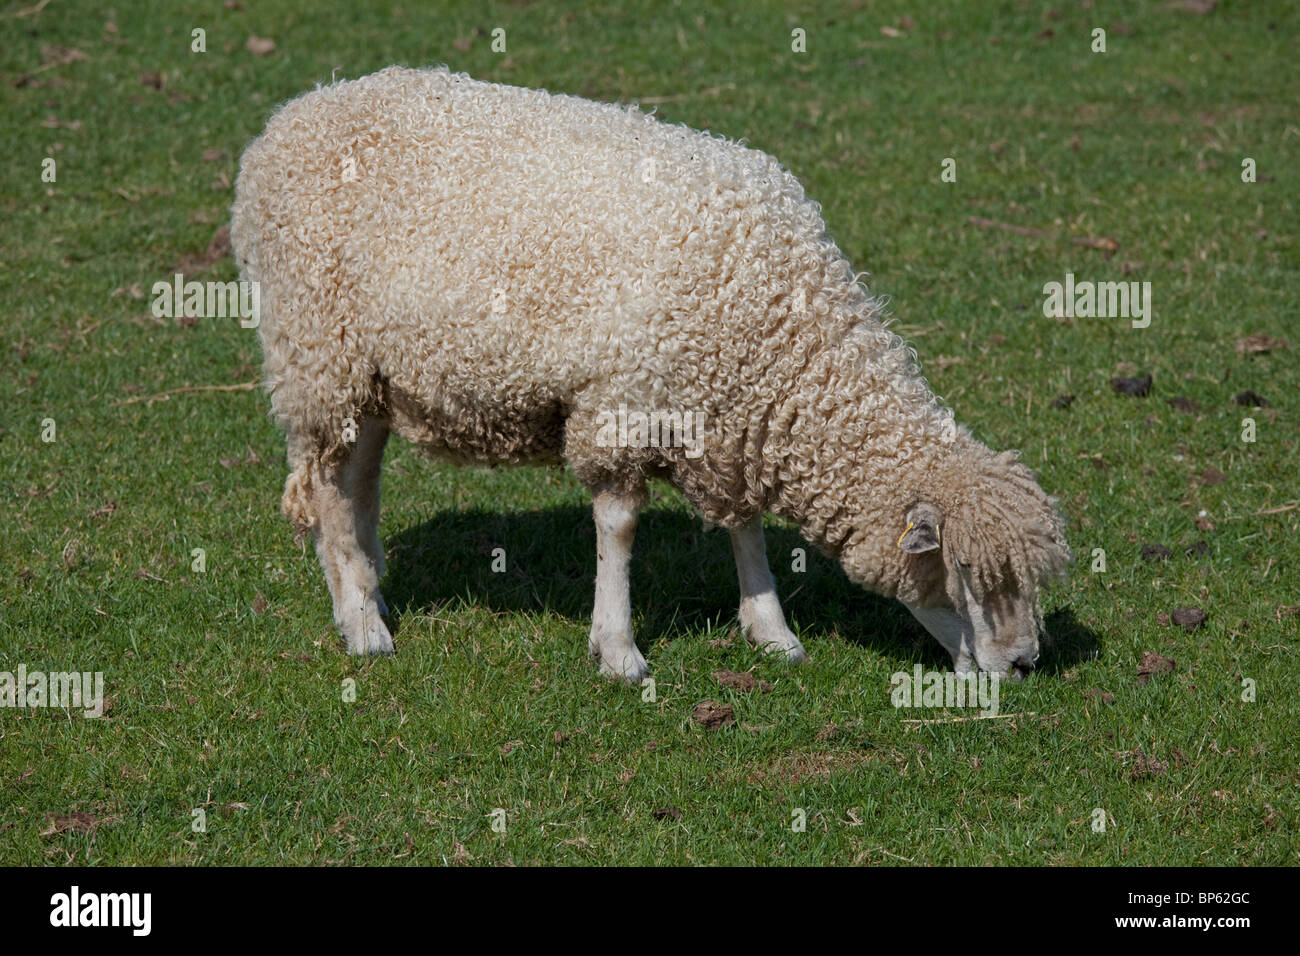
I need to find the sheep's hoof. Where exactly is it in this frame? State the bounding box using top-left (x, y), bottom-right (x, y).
top-left (749, 630), bottom-right (808, 664)
top-left (781, 642), bottom-right (808, 665)
top-left (598, 647), bottom-right (649, 684)
top-left (341, 606), bottom-right (394, 656)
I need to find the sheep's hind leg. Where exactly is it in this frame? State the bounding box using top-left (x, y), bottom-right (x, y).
top-left (588, 486), bottom-right (648, 683)
top-left (730, 517), bottom-right (807, 663)
top-left (349, 416), bottom-right (390, 617)
top-left (290, 417), bottom-right (393, 655)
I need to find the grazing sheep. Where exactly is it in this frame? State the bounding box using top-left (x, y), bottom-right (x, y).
top-left (231, 66), bottom-right (1070, 682)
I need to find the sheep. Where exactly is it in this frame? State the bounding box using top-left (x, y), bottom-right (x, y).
top-left (230, 66), bottom-right (1070, 683)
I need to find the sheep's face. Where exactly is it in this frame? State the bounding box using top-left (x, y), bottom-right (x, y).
top-left (897, 502), bottom-right (1048, 680)
top-left (902, 568), bottom-right (1041, 680)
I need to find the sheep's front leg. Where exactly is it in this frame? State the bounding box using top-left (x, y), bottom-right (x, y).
top-left (588, 488), bottom-right (648, 682)
top-left (292, 417), bottom-right (392, 655)
top-left (730, 517), bottom-right (807, 663)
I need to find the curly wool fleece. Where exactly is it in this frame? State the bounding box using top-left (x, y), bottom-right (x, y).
top-left (231, 66), bottom-right (1069, 673)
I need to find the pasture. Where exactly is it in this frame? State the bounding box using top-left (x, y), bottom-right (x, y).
top-left (1, 0), bottom-right (1296, 864)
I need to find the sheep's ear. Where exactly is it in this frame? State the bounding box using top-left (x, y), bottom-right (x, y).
top-left (898, 503), bottom-right (942, 554)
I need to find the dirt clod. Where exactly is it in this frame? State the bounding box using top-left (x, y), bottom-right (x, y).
top-left (1137, 651), bottom-right (1176, 684)
top-left (1235, 333), bottom-right (1288, 357)
top-left (1126, 750), bottom-right (1167, 779)
top-left (1171, 607), bottom-right (1207, 631)
top-left (1111, 374), bottom-right (1152, 397)
top-left (1141, 544), bottom-right (1173, 561)
top-left (692, 700), bottom-right (735, 729)
top-left (1234, 390), bottom-right (1269, 407)
top-left (172, 224), bottom-right (231, 274)
top-left (652, 806), bottom-right (682, 820)
top-left (713, 669), bottom-right (773, 693)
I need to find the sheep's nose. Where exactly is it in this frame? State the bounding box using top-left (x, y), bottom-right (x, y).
top-left (1010, 656), bottom-right (1036, 681)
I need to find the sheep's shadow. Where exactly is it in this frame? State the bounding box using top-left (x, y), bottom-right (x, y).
top-left (381, 505), bottom-right (1101, 675)
top-left (1037, 606), bottom-right (1103, 675)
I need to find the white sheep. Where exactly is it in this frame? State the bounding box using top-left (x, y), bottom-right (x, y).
top-left (231, 66), bottom-right (1070, 682)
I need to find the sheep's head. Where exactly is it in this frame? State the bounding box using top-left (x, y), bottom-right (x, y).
top-left (893, 453), bottom-right (1070, 679)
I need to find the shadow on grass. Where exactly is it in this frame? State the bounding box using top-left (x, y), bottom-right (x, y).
top-left (382, 505), bottom-right (1100, 674)
top-left (1038, 606), bottom-right (1102, 676)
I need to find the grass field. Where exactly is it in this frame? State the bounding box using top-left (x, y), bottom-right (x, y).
top-left (2, 0), bottom-right (1297, 865)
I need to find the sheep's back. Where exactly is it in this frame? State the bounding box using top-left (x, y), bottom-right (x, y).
top-left (232, 67), bottom-right (869, 466)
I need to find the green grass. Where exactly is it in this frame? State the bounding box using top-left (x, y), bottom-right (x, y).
top-left (1, 0), bottom-right (1297, 865)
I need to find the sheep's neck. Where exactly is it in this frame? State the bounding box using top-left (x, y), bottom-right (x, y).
top-left (761, 330), bottom-right (959, 561)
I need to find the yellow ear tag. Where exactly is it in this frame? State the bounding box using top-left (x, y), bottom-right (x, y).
top-left (897, 521), bottom-right (914, 549)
